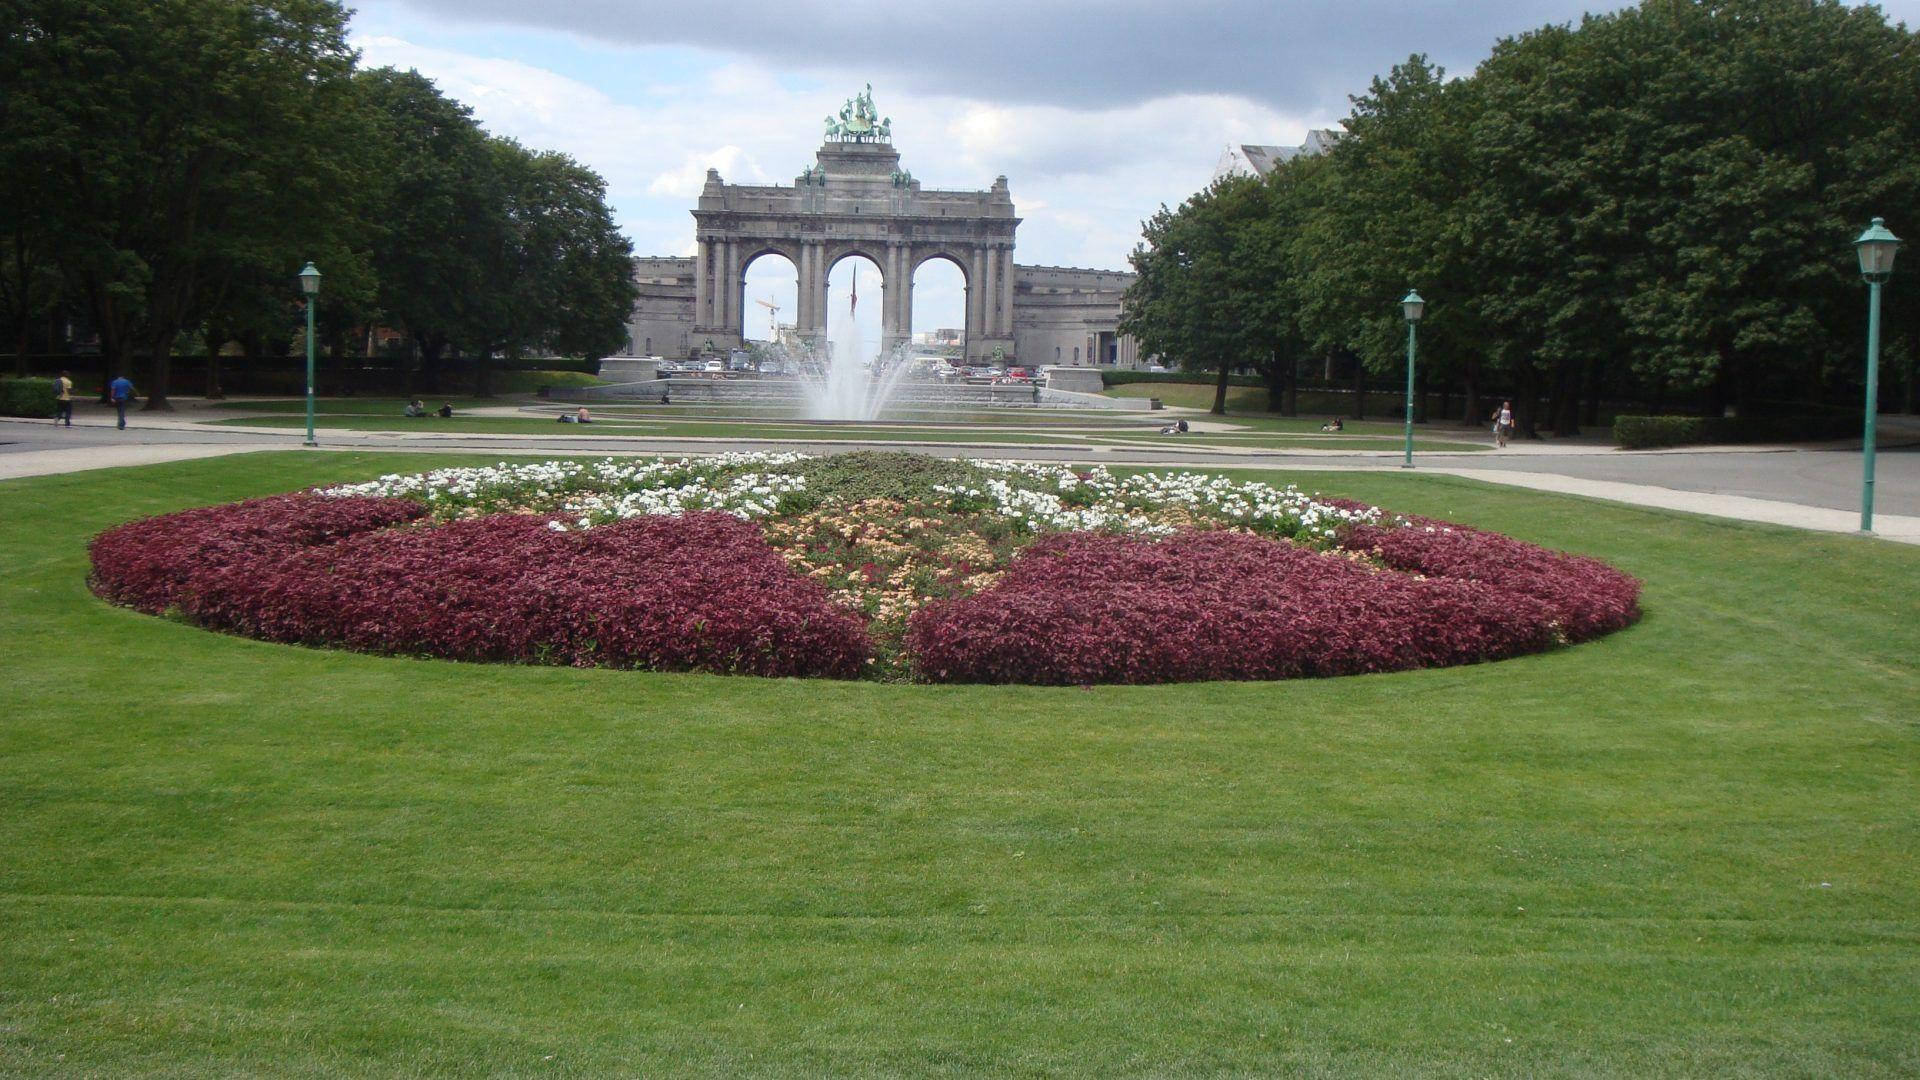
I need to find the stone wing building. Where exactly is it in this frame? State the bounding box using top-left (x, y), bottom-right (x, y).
top-left (625, 95), bottom-right (1140, 369)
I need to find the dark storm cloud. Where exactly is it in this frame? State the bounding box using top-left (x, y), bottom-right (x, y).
top-left (379, 0), bottom-right (1650, 111)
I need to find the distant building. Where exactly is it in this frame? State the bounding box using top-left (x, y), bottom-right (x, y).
top-left (1213, 129), bottom-right (1343, 182)
top-left (621, 87), bottom-right (1143, 367)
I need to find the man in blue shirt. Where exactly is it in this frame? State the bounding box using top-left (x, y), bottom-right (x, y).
top-left (108, 375), bottom-right (134, 429)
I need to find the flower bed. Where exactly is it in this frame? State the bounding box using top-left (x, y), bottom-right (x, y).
top-left (905, 530), bottom-right (1563, 685)
top-left (89, 453), bottom-right (1641, 684)
top-left (91, 497), bottom-right (869, 678)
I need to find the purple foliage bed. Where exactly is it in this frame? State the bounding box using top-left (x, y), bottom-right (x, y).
top-left (90, 491), bottom-right (1640, 684)
top-left (90, 494), bottom-right (871, 678)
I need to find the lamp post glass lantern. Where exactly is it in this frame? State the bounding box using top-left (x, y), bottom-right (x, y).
top-left (298, 262), bottom-right (320, 447)
top-left (1400, 290), bottom-right (1424, 468)
top-left (1852, 219), bottom-right (1899, 531)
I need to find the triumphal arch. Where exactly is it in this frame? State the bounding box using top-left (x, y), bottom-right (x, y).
top-left (689, 85), bottom-right (1019, 364)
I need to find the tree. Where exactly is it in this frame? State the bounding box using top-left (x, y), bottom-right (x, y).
top-left (3, 0), bottom-right (364, 407)
top-left (1122, 176), bottom-right (1275, 414)
top-left (355, 67), bottom-right (497, 394)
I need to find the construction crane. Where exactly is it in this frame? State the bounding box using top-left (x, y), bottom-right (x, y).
top-left (755, 297), bottom-right (780, 340)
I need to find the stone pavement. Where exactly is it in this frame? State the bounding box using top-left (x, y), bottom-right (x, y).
top-left (4, 409), bottom-right (1916, 544)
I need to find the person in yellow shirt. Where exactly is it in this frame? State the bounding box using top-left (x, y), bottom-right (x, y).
top-left (54, 370), bottom-right (73, 426)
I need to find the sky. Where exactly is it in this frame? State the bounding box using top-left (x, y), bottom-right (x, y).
top-left (345, 0), bottom-right (1920, 347)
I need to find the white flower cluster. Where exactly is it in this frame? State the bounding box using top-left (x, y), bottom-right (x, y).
top-left (933, 479), bottom-right (1177, 536)
top-left (558, 471), bottom-right (809, 529)
top-left (319, 453), bottom-right (1386, 542)
top-left (318, 453), bottom-right (813, 527)
top-left (969, 460), bottom-right (1387, 540)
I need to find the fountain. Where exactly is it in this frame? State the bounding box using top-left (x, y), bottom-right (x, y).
top-left (800, 264), bottom-right (917, 420)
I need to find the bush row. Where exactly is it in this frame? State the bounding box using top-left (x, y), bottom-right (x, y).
top-left (90, 497), bottom-right (871, 678)
top-left (1338, 519), bottom-right (1641, 642)
top-left (1613, 413), bottom-right (1861, 449)
top-left (904, 529), bottom-right (1592, 685)
top-left (1100, 370), bottom-right (1265, 388)
top-left (0, 377), bottom-right (57, 418)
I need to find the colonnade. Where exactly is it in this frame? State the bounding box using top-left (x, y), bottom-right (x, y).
top-left (692, 237), bottom-right (1016, 361)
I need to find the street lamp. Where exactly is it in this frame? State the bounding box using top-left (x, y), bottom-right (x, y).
top-left (298, 262), bottom-right (321, 448)
top-left (1400, 289), bottom-right (1425, 469)
top-left (1852, 219), bottom-right (1900, 531)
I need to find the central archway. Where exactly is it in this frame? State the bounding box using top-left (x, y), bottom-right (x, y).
top-left (825, 253), bottom-right (884, 367)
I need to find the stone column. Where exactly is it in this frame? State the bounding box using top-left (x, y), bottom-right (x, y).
top-left (881, 244), bottom-right (908, 356)
top-left (1006, 247), bottom-right (1021, 336)
top-left (984, 245), bottom-right (1000, 339)
top-left (967, 246), bottom-right (987, 362)
top-left (694, 238), bottom-right (710, 333)
top-left (719, 240), bottom-right (733, 335)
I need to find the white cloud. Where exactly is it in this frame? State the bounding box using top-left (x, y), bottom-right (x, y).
top-left (346, 28), bottom-right (1328, 329)
top-left (648, 145), bottom-right (769, 197)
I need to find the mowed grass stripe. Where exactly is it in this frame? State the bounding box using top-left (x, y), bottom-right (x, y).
top-left (2, 451), bottom-right (1916, 1075)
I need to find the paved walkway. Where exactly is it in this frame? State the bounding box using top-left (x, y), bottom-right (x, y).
top-left (4, 408), bottom-right (1916, 544)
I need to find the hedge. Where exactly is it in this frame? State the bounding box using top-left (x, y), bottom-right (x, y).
top-left (1100, 370), bottom-right (1265, 388)
top-left (0, 377), bottom-right (58, 418)
top-left (1613, 413), bottom-right (1861, 449)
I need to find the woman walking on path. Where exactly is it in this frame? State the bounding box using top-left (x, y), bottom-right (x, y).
top-left (53, 371), bottom-right (73, 426)
top-left (1492, 400), bottom-right (1514, 447)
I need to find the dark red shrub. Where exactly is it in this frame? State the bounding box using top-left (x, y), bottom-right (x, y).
top-left (1339, 519), bottom-right (1641, 641)
top-left (906, 530), bottom-right (1562, 685)
top-left (88, 493), bottom-right (425, 613)
top-left (92, 502), bottom-right (871, 679)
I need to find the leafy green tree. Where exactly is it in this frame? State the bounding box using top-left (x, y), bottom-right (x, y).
top-left (458, 139), bottom-right (635, 395)
top-left (1122, 175), bottom-right (1277, 414)
top-left (355, 67), bottom-right (497, 394)
top-left (3, 0), bottom-right (363, 407)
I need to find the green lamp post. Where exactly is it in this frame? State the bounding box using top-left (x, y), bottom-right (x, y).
top-left (1852, 219), bottom-right (1900, 532)
top-left (1400, 289), bottom-right (1425, 469)
top-left (298, 262), bottom-right (321, 448)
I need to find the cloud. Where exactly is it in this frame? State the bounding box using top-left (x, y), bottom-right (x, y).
top-left (350, 28), bottom-right (1321, 278)
top-left (647, 146), bottom-right (769, 197)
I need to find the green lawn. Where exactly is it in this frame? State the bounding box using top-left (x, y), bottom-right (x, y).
top-left (204, 414), bottom-right (1100, 445)
top-left (203, 401), bottom-right (1486, 452)
top-left (3, 452), bottom-right (1917, 1075)
top-left (1105, 382), bottom-right (1501, 437)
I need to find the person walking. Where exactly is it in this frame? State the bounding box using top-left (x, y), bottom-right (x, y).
top-left (53, 370), bottom-right (73, 426)
top-left (1491, 400), bottom-right (1514, 448)
top-left (108, 374), bottom-right (134, 430)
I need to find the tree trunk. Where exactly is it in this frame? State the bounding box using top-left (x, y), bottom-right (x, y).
top-left (474, 347), bottom-right (496, 399)
top-left (1283, 349), bottom-right (1298, 417)
top-left (1516, 366), bottom-right (1540, 438)
top-left (415, 334), bottom-right (445, 394)
top-left (1582, 356), bottom-right (1602, 428)
top-left (1439, 381), bottom-right (1452, 424)
top-left (1210, 355), bottom-right (1230, 415)
top-left (1349, 353), bottom-right (1365, 419)
top-left (206, 348), bottom-right (224, 399)
top-left (143, 330), bottom-right (177, 410)
top-left (1462, 355), bottom-right (1481, 428)
top-left (1553, 357), bottom-right (1583, 436)
top-left (1905, 328), bottom-right (1918, 414)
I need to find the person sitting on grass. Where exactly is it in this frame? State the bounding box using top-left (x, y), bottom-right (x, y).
top-left (1319, 417), bottom-right (1344, 432)
top-left (575, 407), bottom-right (592, 424)
top-left (437, 403), bottom-right (454, 419)
top-left (404, 399), bottom-right (426, 418)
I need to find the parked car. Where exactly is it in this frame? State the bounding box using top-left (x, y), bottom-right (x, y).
top-left (704, 359), bottom-right (725, 373)
top-left (1146, 363), bottom-right (1169, 373)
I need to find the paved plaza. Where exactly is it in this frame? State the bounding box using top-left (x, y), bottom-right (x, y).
top-left (4, 405), bottom-right (1917, 543)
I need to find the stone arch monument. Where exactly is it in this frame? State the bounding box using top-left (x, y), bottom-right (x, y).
top-left (689, 87), bottom-right (1019, 364)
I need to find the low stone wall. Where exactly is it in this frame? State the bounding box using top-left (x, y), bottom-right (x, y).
top-left (597, 357), bottom-right (662, 383)
top-left (1040, 366), bottom-right (1105, 394)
